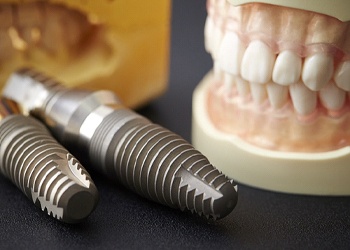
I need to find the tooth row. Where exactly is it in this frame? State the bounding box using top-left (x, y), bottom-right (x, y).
top-left (204, 0), bottom-right (350, 93)
top-left (206, 27), bottom-right (350, 93)
top-left (223, 75), bottom-right (348, 116)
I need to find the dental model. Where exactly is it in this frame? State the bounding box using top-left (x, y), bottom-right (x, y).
top-left (0, 0), bottom-right (170, 108)
top-left (192, 0), bottom-right (350, 195)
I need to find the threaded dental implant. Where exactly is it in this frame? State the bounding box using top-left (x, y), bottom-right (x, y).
top-left (0, 98), bottom-right (99, 223)
top-left (3, 68), bottom-right (238, 219)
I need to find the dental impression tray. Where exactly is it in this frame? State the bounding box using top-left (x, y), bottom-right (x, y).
top-left (193, 0), bottom-right (350, 195)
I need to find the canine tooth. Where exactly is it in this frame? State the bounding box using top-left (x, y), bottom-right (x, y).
top-left (204, 16), bottom-right (215, 53)
top-left (267, 82), bottom-right (289, 109)
top-left (218, 31), bottom-right (245, 75)
top-left (272, 51), bottom-right (301, 85)
top-left (334, 61), bottom-right (350, 91)
top-left (236, 77), bottom-right (250, 98)
top-left (241, 40), bottom-right (275, 84)
top-left (250, 83), bottom-right (267, 105)
top-left (319, 81), bottom-right (346, 111)
top-left (301, 53), bottom-right (334, 91)
top-left (289, 81), bottom-right (317, 115)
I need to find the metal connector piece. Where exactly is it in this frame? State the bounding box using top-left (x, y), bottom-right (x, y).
top-left (3, 68), bottom-right (238, 219)
top-left (0, 98), bottom-right (98, 223)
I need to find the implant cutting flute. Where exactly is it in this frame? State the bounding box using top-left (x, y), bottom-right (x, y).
top-left (3, 68), bottom-right (238, 219)
top-left (0, 97), bottom-right (98, 223)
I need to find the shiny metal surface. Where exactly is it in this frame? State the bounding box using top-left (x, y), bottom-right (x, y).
top-left (0, 97), bottom-right (98, 223)
top-left (3, 68), bottom-right (238, 219)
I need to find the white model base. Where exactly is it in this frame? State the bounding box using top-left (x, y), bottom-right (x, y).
top-left (192, 72), bottom-right (350, 195)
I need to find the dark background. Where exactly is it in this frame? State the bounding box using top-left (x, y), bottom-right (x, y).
top-left (1, 1), bottom-right (350, 249)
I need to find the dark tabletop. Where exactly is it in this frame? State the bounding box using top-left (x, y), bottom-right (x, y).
top-left (1, 1), bottom-right (350, 249)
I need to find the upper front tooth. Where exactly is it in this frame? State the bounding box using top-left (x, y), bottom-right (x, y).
top-left (267, 82), bottom-right (289, 109)
top-left (218, 31), bottom-right (245, 75)
top-left (241, 40), bottom-right (275, 84)
top-left (319, 81), bottom-right (346, 111)
top-left (211, 20), bottom-right (224, 60)
top-left (334, 60), bottom-right (350, 91)
top-left (289, 81), bottom-right (317, 116)
top-left (301, 53), bottom-right (334, 91)
top-left (204, 16), bottom-right (215, 53)
top-left (272, 50), bottom-right (301, 85)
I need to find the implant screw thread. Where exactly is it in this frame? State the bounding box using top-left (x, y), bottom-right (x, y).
top-left (0, 115), bottom-right (97, 223)
top-left (90, 109), bottom-right (237, 219)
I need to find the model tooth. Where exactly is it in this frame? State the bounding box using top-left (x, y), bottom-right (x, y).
top-left (301, 53), bottom-right (334, 91)
top-left (204, 16), bottom-right (215, 53)
top-left (266, 82), bottom-right (289, 109)
top-left (211, 21), bottom-right (224, 60)
top-left (272, 51), bottom-right (301, 85)
top-left (218, 31), bottom-right (245, 75)
top-left (250, 83), bottom-right (267, 105)
top-left (236, 77), bottom-right (250, 98)
top-left (319, 81), bottom-right (346, 111)
top-left (213, 61), bottom-right (223, 81)
top-left (223, 73), bottom-right (235, 92)
top-left (334, 61), bottom-right (350, 91)
top-left (289, 81), bottom-right (317, 116)
top-left (241, 40), bottom-right (275, 84)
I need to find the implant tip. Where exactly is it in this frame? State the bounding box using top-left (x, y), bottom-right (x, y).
top-left (212, 181), bottom-right (238, 219)
top-left (59, 183), bottom-right (99, 224)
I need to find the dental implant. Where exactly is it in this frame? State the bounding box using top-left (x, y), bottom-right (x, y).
top-left (3, 68), bottom-right (238, 219)
top-left (0, 97), bottom-right (98, 223)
